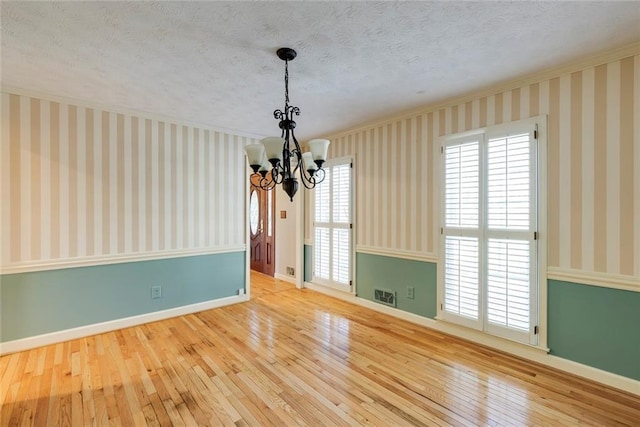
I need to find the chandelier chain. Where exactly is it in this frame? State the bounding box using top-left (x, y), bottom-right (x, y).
top-left (284, 60), bottom-right (290, 107)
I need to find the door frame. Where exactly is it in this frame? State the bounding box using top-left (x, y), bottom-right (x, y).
top-left (248, 182), bottom-right (275, 276)
top-left (245, 166), bottom-right (306, 293)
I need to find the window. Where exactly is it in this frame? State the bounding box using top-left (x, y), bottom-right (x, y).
top-left (313, 157), bottom-right (353, 292)
top-left (438, 117), bottom-right (544, 346)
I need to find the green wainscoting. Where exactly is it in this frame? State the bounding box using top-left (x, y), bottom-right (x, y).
top-left (302, 245), bottom-right (640, 381)
top-left (356, 253), bottom-right (437, 319)
top-left (304, 248), bottom-right (437, 318)
top-left (548, 280), bottom-right (640, 380)
top-left (0, 251), bottom-right (245, 342)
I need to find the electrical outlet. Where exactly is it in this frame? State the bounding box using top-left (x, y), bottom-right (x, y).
top-left (286, 266), bottom-right (295, 276)
top-left (407, 286), bottom-right (415, 299)
top-left (151, 286), bottom-right (162, 299)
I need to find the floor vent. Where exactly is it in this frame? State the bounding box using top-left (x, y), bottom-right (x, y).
top-left (374, 288), bottom-right (396, 307)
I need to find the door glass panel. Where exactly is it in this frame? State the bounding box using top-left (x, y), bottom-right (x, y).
top-left (250, 191), bottom-right (259, 235)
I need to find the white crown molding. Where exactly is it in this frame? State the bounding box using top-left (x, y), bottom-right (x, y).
top-left (0, 293), bottom-right (249, 356)
top-left (322, 42), bottom-right (640, 141)
top-left (0, 86), bottom-right (265, 140)
top-left (0, 245), bottom-right (246, 275)
top-left (304, 281), bottom-right (640, 396)
top-left (356, 245), bottom-right (438, 264)
top-left (547, 267), bottom-right (640, 293)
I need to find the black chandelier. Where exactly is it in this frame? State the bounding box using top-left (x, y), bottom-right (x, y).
top-left (244, 48), bottom-right (330, 202)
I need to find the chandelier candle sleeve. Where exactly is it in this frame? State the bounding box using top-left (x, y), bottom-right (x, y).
top-left (245, 143), bottom-right (266, 172)
top-left (262, 137), bottom-right (285, 164)
top-left (302, 152), bottom-right (318, 172)
top-left (308, 139), bottom-right (330, 165)
top-left (243, 47), bottom-right (330, 201)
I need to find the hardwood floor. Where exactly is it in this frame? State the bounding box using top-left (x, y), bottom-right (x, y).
top-left (1, 271), bottom-right (638, 426)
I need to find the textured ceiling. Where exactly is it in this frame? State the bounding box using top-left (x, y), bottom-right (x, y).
top-left (2, 1), bottom-right (639, 139)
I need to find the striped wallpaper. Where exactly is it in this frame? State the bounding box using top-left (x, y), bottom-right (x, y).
top-left (307, 54), bottom-right (639, 281)
top-left (1, 93), bottom-right (253, 272)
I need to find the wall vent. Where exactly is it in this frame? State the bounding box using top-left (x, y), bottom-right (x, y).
top-left (374, 288), bottom-right (396, 307)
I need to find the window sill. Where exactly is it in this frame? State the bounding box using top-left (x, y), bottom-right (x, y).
top-left (434, 315), bottom-right (550, 354)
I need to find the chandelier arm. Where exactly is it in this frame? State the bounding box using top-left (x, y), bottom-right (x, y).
top-left (281, 128), bottom-right (291, 176)
top-left (299, 171), bottom-right (317, 189)
top-left (271, 165), bottom-right (284, 185)
top-left (299, 167), bottom-right (326, 189)
top-left (260, 176), bottom-right (276, 191)
top-left (314, 168), bottom-right (327, 185)
top-left (250, 173), bottom-right (276, 191)
top-left (249, 174), bottom-right (262, 188)
top-left (290, 151), bottom-right (302, 177)
top-left (289, 131), bottom-right (303, 176)
top-left (289, 106), bottom-right (300, 116)
top-left (284, 128), bottom-right (292, 154)
top-left (290, 130), bottom-right (302, 154)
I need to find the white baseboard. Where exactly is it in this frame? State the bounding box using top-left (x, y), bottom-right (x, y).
top-left (0, 294), bottom-right (249, 356)
top-left (304, 281), bottom-right (640, 396)
top-left (274, 273), bottom-right (297, 285)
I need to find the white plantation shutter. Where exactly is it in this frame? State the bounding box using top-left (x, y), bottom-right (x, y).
top-left (487, 133), bottom-right (530, 230)
top-left (444, 236), bottom-right (479, 320)
top-left (314, 227), bottom-right (330, 280)
top-left (333, 228), bottom-right (350, 284)
top-left (315, 169), bottom-right (331, 224)
top-left (314, 169), bottom-right (331, 281)
top-left (445, 141), bottom-right (479, 228)
top-left (313, 159), bottom-right (352, 291)
top-left (332, 164), bottom-right (350, 224)
top-left (440, 120), bottom-right (539, 345)
top-left (484, 128), bottom-right (537, 343)
top-left (442, 139), bottom-right (482, 328)
top-left (487, 239), bottom-right (530, 331)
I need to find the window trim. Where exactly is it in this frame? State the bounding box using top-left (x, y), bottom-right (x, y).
top-left (436, 115), bottom-right (548, 349)
top-left (311, 156), bottom-right (355, 294)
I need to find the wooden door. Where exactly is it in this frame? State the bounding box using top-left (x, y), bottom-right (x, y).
top-left (249, 186), bottom-right (275, 276)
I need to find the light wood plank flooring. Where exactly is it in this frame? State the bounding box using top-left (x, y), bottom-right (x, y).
top-left (1, 271), bottom-right (638, 426)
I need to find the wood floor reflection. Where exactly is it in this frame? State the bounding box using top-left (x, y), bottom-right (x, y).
top-left (1, 271), bottom-right (638, 426)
